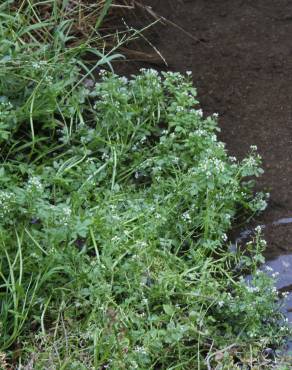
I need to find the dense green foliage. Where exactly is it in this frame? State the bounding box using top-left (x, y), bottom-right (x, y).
top-left (0, 2), bottom-right (290, 369)
top-left (0, 68), bottom-right (289, 368)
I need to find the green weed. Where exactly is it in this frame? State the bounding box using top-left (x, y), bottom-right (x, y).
top-left (0, 67), bottom-right (289, 368)
top-left (0, 3), bottom-right (290, 369)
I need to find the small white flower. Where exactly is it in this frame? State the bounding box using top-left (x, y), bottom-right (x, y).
top-left (222, 233), bottom-right (228, 242)
top-left (182, 211), bottom-right (191, 222)
top-left (134, 346), bottom-right (147, 354)
top-left (196, 109), bottom-right (203, 117)
top-left (44, 75), bottom-right (53, 84)
top-left (27, 176), bottom-right (43, 192)
top-left (265, 266), bottom-right (274, 272)
top-left (63, 206), bottom-right (71, 216)
top-left (0, 191), bottom-right (15, 217)
top-left (137, 241), bottom-right (147, 248)
top-left (255, 225), bottom-right (262, 233)
top-left (32, 62), bottom-right (41, 69)
top-left (111, 236), bottom-right (120, 242)
top-left (120, 76), bottom-right (128, 84)
top-left (272, 272), bottom-right (279, 278)
top-left (246, 286), bottom-right (260, 293)
top-left (101, 152), bottom-right (109, 161)
top-left (194, 129), bottom-right (206, 137)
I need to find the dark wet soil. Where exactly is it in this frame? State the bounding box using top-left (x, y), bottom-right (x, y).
top-left (120, 0), bottom-right (292, 259)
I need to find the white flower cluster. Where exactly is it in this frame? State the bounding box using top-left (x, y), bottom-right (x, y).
top-left (0, 190), bottom-right (14, 217)
top-left (140, 68), bottom-right (159, 76)
top-left (172, 156), bottom-right (179, 164)
top-left (224, 213), bottom-right (231, 221)
top-left (252, 194), bottom-right (268, 212)
top-left (218, 300), bottom-right (224, 307)
top-left (271, 272), bottom-right (279, 278)
top-left (246, 286), bottom-right (260, 293)
top-left (44, 75), bottom-right (53, 84)
top-left (243, 155), bottom-right (258, 168)
top-left (119, 76), bottom-right (128, 84)
top-left (48, 204), bottom-right (72, 226)
top-left (134, 346), bottom-right (147, 354)
top-left (61, 206), bottom-right (72, 225)
top-left (176, 106), bottom-right (185, 112)
top-left (26, 176), bottom-right (43, 193)
top-left (190, 129), bottom-right (206, 137)
top-left (0, 100), bottom-right (12, 110)
top-left (265, 266), bottom-right (273, 272)
top-left (31, 60), bottom-right (48, 70)
top-left (0, 100), bottom-right (13, 121)
top-left (257, 199), bottom-right (267, 211)
top-left (196, 109), bottom-right (203, 117)
top-left (195, 157), bottom-right (226, 178)
top-left (136, 240), bottom-right (147, 248)
top-left (101, 152), bottom-right (109, 161)
top-left (182, 211), bottom-right (191, 223)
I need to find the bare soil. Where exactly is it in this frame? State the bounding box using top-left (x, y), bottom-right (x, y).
top-left (120, 0), bottom-right (292, 259)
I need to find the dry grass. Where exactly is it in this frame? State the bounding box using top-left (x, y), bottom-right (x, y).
top-left (0, 352), bottom-right (9, 370)
top-left (12, 1), bottom-right (134, 47)
top-left (9, 0), bottom-right (166, 65)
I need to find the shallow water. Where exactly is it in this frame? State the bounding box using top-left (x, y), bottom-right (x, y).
top-left (265, 254), bottom-right (292, 354)
top-left (231, 218), bottom-right (292, 309)
top-left (273, 217), bottom-right (292, 226)
top-left (231, 218), bottom-right (292, 354)
top-left (265, 254), bottom-right (292, 319)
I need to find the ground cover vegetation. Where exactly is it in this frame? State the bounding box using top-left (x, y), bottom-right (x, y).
top-left (0, 1), bottom-right (290, 369)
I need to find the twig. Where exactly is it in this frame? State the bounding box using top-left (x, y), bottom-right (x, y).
top-left (206, 343), bottom-right (238, 370)
top-left (134, 1), bottom-right (208, 45)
